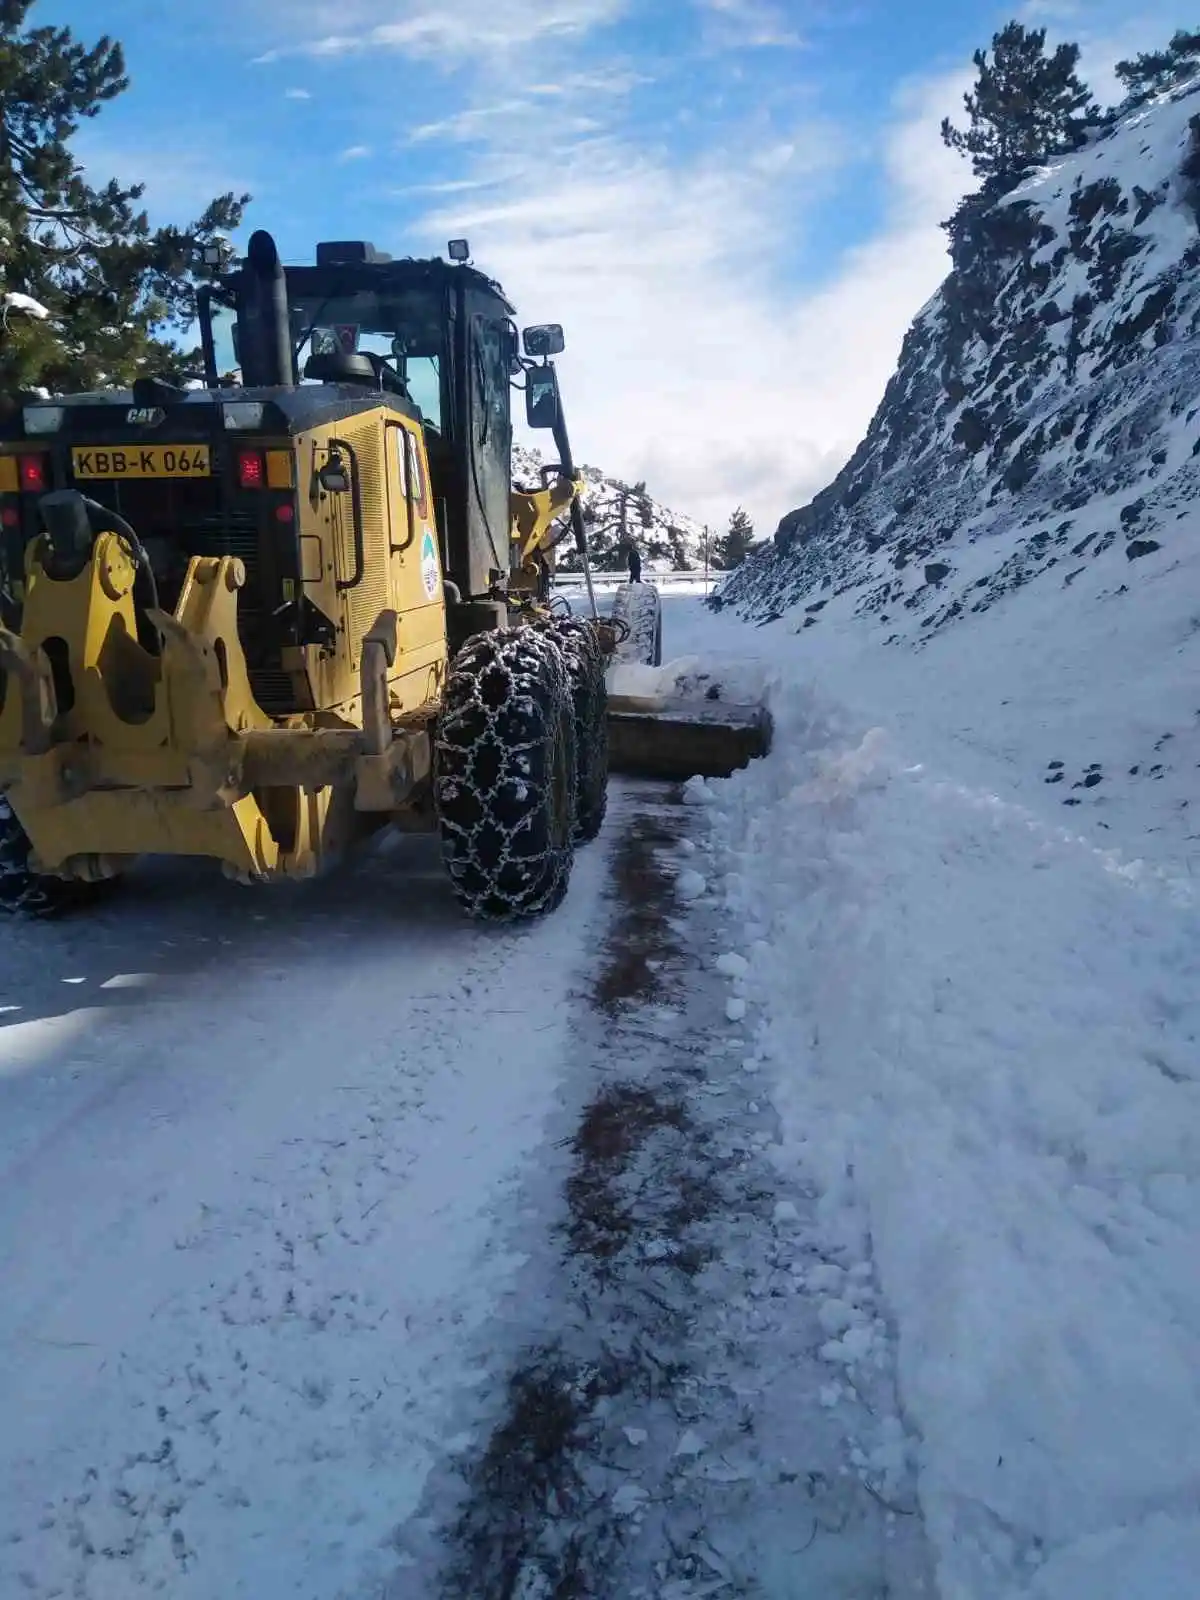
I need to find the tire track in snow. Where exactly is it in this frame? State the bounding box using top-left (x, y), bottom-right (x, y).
top-left (385, 787), bottom-right (933, 1598)
top-left (0, 831), bottom-right (612, 1600)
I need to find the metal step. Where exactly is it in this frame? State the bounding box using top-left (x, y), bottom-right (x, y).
top-left (606, 695), bottom-right (772, 781)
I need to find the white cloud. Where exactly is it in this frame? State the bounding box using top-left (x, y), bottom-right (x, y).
top-left (284, 87), bottom-right (312, 100)
top-left (413, 66), bottom-right (971, 535)
top-left (338, 144), bottom-right (371, 161)
top-left (256, 0), bottom-right (630, 65)
top-left (408, 101), bottom-right (536, 145)
top-left (693, 0), bottom-right (805, 49)
top-left (74, 134), bottom-right (256, 221)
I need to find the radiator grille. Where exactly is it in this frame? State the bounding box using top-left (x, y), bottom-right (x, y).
top-left (78, 482), bottom-right (298, 705)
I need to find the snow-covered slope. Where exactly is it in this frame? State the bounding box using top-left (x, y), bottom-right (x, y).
top-left (690, 76), bottom-right (1200, 1600)
top-left (514, 443), bottom-right (706, 571)
top-left (718, 76), bottom-right (1200, 870)
top-left (724, 77), bottom-right (1200, 642)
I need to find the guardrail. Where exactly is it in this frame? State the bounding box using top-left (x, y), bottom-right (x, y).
top-left (552, 571), bottom-right (726, 591)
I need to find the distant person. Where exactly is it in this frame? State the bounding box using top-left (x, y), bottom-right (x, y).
top-left (627, 542), bottom-right (642, 584)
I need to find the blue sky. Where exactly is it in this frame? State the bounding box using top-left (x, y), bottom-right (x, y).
top-left (56, 0), bottom-right (1192, 530)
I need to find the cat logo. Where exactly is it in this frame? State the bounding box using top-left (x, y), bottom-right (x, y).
top-left (126, 407), bottom-right (165, 426)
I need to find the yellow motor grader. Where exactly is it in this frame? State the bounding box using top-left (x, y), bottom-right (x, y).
top-left (0, 229), bottom-right (768, 919)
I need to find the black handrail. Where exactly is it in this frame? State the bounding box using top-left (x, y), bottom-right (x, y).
top-left (384, 421), bottom-right (417, 555)
top-left (328, 436), bottom-right (366, 592)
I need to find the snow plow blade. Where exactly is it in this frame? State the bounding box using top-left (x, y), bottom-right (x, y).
top-left (606, 695), bottom-right (772, 781)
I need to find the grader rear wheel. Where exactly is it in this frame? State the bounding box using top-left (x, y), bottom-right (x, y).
top-left (544, 616), bottom-right (609, 844)
top-left (434, 627), bottom-right (577, 920)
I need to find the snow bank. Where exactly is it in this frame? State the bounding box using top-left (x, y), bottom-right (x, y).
top-left (607, 653), bottom-right (773, 704)
top-left (666, 597), bottom-right (1200, 1600)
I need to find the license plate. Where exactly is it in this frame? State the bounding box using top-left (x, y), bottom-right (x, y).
top-left (72, 444), bottom-right (211, 479)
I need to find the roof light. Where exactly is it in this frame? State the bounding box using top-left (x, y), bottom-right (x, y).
top-left (18, 455), bottom-right (45, 493)
top-left (23, 405), bottom-right (64, 436)
top-left (223, 402), bottom-right (265, 430)
top-left (237, 449), bottom-right (264, 490)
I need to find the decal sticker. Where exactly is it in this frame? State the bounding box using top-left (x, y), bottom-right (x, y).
top-left (421, 529), bottom-right (440, 600)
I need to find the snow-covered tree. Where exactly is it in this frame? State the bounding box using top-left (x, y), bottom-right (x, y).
top-left (715, 507), bottom-right (754, 570)
top-left (1115, 30), bottom-right (1200, 107)
top-left (941, 22), bottom-right (1095, 199)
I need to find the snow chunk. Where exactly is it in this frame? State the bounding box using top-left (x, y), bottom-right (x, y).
top-left (819, 1326), bottom-right (875, 1366)
top-left (772, 1199), bottom-right (800, 1225)
top-left (611, 1483), bottom-right (649, 1517)
top-left (2, 291), bottom-right (50, 320)
top-left (817, 1299), bottom-right (858, 1336)
top-left (725, 996), bottom-right (747, 1022)
top-left (682, 775), bottom-right (718, 806)
top-left (673, 1428), bottom-right (706, 1457)
top-left (676, 868), bottom-right (707, 902)
top-left (716, 951), bottom-right (750, 980)
top-left (622, 1426), bottom-right (648, 1447)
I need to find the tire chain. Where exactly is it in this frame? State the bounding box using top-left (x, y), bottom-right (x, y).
top-left (0, 796), bottom-right (90, 917)
top-left (537, 615), bottom-right (609, 843)
top-left (434, 626), bottom-right (578, 921)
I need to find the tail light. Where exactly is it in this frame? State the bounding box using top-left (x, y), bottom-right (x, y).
top-left (1, 507), bottom-right (19, 528)
top-left (18, 455), bottom-right (45, 493)
top-left (237, 449), bottom-right (264, 490)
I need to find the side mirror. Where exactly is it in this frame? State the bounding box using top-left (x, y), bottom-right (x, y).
top-left (318, 450), bottom-right (350, 494)
top-left (522, 323), bottom-right (565, 358)
top-left (525, 366), bottom-right (560, 430)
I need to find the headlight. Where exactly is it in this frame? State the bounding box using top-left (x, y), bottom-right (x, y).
top-left (23, 405), bottom-right (64, 435)
top-left (222, 402), bottom-right (264, 430)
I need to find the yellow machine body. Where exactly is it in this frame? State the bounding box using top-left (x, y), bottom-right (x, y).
top-left (0, 395), bottom-right (600, 885)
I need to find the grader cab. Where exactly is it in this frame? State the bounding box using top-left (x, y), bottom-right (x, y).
top-left (0, 229), bottom-right (768, 919)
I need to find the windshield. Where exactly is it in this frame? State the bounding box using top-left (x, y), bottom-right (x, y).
top-left (286, 283), bottom-right (445, 429)
top-left (208, 295), bottom-right (238, 380)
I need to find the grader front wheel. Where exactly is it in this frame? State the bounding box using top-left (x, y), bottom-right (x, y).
top-left (434, 628), bottom-right (578, 920)
top-left (0, 798), bottom-right (117, 917)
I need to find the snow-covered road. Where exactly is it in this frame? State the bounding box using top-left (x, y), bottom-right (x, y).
top-left (0, 827), bottom-right (615, 1597)
top-left (5, 586), bottom-right (1196, 1600)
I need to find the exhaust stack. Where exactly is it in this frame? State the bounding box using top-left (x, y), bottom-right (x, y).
top-left (239, 229), bottom-right (294, 387)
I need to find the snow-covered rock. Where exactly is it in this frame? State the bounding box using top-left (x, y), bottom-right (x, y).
top-left (514, 443), bottom-right (707, 572)
top-left (722, 76), bottom-right (1200, 643)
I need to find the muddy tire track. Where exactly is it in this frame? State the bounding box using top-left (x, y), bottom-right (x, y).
top-left (384, 784), bottom-right (931, 1600)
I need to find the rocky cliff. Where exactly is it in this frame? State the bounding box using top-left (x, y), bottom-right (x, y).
top-left (721, 77), bottom-right (1200, 641)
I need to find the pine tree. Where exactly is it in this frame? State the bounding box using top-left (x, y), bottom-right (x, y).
top-left (941, 22), bottom-right (1095, 199)
top-left (1115, 30), bottom-right (1200, 106)
top-left (715, 507), bottom-right (753, 570)
top-left (0, 0), bottom-right (249, 399)
top-left (634, 479), bottom-right (653, 530)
